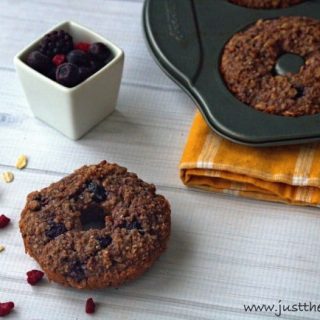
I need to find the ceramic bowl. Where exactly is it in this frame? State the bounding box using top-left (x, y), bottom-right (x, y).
top-left (14, 20), bottom-right (124, 140)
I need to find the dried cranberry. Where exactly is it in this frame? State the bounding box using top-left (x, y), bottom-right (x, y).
top-left (26, 270), bottom-right (44, 285)
top-left (45, 222), bottom-right (67, 239)
top-left (0, 215), bottom-right (10, 229)
top-left (97, 236), bottom-right (112, 248)
top-left (0, 302), bottom-right (14, 317)
top-left (52, 54), bottom-right (66, 66)
top-left (85, 298), bottom-right (96, 314)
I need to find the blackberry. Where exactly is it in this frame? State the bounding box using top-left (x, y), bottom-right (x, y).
top-left (38, 30), bottom-right (73, 58)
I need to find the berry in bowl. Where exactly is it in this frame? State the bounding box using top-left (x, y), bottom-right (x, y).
top-left (14, 21), bottom-right (124, 140)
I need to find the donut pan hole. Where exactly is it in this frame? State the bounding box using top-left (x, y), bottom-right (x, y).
top-left (143, 0), bottom-right (320, 146)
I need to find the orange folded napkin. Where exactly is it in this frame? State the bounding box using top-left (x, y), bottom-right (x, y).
top-left (180, 111), bottom-right (320, 206)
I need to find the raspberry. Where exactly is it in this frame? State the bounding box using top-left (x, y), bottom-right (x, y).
top-left (52, 54), bottom-right (66, 66)
top-left (85, 298), bottom-right (96, 314)
top-left (38, 30), bottom-right (73, 58)
top-left (26, 269), bottom-right (44, 285)
top-left (0, 302), bottom-right (14, 317)
top-left (74, 42), bottom-right (90, 53)
top-left (0, 215), bottom-right (10, 229)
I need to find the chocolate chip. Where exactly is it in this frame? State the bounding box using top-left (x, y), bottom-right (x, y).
top-left (69, 260), bottom-right (86, 282)
top-left (86, 181), bottom-right (107, 202)
top-left (97, 236), bottom-right (112, 248)
top-left (45, 222), bottom-right (67, 239)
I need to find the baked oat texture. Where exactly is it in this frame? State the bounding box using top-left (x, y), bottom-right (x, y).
top-left (229, 0), bottom-right (303, 8)
top-left (221, 16), bottom-right (320, 117)
top-left (19, 161), bottom-right (171, 289)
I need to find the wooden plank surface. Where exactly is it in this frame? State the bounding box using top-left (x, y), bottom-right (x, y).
top-left (1, 0), bottom-right (320, 319)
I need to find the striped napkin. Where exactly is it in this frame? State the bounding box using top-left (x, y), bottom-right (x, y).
top-left (180, 111), bottom-right (320, 206)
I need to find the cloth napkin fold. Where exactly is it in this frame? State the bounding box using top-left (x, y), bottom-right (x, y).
top-left (180, 111), bottom-right (320, 206)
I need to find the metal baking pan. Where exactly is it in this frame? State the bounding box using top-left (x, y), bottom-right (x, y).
top-left (143, 0), bottom-right (320, 146)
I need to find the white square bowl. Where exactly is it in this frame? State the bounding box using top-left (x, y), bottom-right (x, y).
top-left (14, 21), bottom-right (124, 140)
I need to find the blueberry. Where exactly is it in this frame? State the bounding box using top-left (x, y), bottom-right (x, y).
top-left (69, 260), bottom-right (86, 282)
top-left (97, 236), bottom-right (112, 248)
top-left (87, 181), bottom-right (107, 202)
top-left (88, 42), bottom-right (112, 61)
top-left (45, 222), bottom-right (67, 239)
top-left (67, 49), bottom-right (89, 66)
top-left (47, 66), bottom-right (57, 81)
top-left (27, 51), bottom-right (52, 75)
top-left (127, 220), bottom-right (142, 230)
top-left (78, 66), bottom-right (92, 81)
top-left (56, 63), bottom-right (80, 87)
top-left (125, 220), bottom-right (144, 235)
top-left (89, 59), bottom-right (105, 73)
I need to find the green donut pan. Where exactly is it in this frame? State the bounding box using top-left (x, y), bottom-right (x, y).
top-left (143, 0), bottom-right (320, 146)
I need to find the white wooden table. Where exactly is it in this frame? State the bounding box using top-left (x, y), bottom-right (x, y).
top-left (1, 1), bottom-right (320, 319)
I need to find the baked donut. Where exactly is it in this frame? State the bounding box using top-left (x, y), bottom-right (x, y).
top-left (19, 161), bottom-right (171, 289)
top-left (221, 16), bottom-right (320, 117)
top-left (228, 0), bottom-right (304, 9)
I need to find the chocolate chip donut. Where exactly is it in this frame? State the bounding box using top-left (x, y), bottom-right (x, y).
top-left (19, 161), bottom-right (171, 289)
top-left (220, 16), bottom-right (320, 117)
top-left (228, 0), bottom-right (304, 9)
